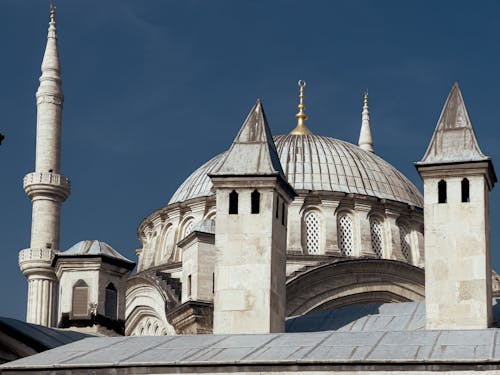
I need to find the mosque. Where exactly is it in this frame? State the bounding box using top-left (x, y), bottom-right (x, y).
top-left (4, 7), bottom-right (500, 374)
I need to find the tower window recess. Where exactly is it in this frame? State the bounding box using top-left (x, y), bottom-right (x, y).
top-left (369, 217), bottom-right (384, 258)
top-left (281, 202), bottom-right (286, 225)
top-left (72, 280), bottom-right (89, 317)
top-left (276, 196), bottom-right (280, 219)
top-left (229, 190), bottom-right (238, 214)
top-left (338, 215), bottom-right (354, 256)
top-left (304, 211), bottom-right (320, 254)
top-left (461, 178), bottom-right (470, 203)
top-left (105, 283), bottom-right (117, 320)
top-left (187, 275), bottom-right (192, 298)
top-left (438, 180), bottom-right (447, 203)
top-left (251, 190), bottom-right (260, 214)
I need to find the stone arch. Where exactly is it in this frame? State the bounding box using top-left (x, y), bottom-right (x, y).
top-left (286, 258), bottom-right (425, 317)
top-left (155, 223), bottom-right (174, 265)
top-left (125, 275), bottom-right (177, 336)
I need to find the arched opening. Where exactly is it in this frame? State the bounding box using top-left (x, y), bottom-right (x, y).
top-left (338, 214), bottom-right (354, 256)
top-left (229, 190), bottom-right (238, 214)
top-left (105, 283), bottom-right (118, 320)
top-left (304, 211), bottom-right (320, 254)
top-left (251, 190), bottom-right (260, 214)
top-left (369, 216), bottom-right (384, 258)
top-left (461, 178), bottom-right (470, 203)
top-left (398, 223), bottom-right (412, 262)
top-left (72, 280), bottom-right (89, 318)
top-left (281, 202), bottom-right (286, 225)
top-left (438, 180), bottom-right (447, 203)
top-left (275, 196), bottom-right (280, 219)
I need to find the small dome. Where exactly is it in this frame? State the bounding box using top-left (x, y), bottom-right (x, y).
top-left (61, 240), bottom-right (134, 264)
top-left (169, 134), bottom-right (423, 207)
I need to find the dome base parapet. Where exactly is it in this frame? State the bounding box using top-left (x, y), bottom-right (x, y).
top-left (23, 172), bottom-right (71, 201)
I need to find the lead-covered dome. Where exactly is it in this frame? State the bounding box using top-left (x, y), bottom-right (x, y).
top-left (169, 134), bottom-right (423, 207)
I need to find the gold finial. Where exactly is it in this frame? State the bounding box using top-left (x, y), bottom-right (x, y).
top-left (50, 4), bottom-right (56, 23)
top-left (290, 80), bottom-right (313, 135)
top-left (364, 89), bottom-right (368, 107)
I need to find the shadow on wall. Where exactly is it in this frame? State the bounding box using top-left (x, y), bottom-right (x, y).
top-left (286, 303), bottom-right (382, 333)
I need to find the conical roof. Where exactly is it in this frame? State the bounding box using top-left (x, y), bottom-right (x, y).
top-left (211, 100), bottom-right (285, 178)
top-left (418, 83), bottom-right (488, 164)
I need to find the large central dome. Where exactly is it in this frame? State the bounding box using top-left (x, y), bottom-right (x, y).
top-left (169, 134), bottom-right (423, 207)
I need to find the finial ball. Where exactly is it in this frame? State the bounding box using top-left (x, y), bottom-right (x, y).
top-left (298, 80), bottom-right (307, 88)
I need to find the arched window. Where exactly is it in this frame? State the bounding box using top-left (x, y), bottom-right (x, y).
top-left (251, 190), bottom-right (260, 214)
top-left (161, 226), bottom-right (173, 261)
top-left (184, 220), bottom-right (194, 237)
top-left (438, 180), bottom-right (447, 203)
top-left (229, 190), bottom-right (238, 214)
top-left (369, 217), bottom-right (384, 258)
top-left (72, 280), bottom-right (89, 318)
top-left (105, 283), bottom-right (117, 320)
top-left (338, 214), bottom-right (354, 256)
top-left (462, 178), bottom-right (470, 203)
top-left (304, 211), bottom-right (320, 254)
top-left (399, 223), bottom-right (412, 262)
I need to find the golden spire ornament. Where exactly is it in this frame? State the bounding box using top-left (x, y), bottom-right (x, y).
top-left (289, 80), bottom-right (313, 135)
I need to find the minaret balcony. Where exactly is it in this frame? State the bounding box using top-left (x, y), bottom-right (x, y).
top-left (23, 172), bottom-right (71, 201)
top-left (18, 248), bottom-right (55, 275)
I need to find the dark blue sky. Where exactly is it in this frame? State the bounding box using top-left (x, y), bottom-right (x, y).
top-left (1, 0), bottom-right (500, 319)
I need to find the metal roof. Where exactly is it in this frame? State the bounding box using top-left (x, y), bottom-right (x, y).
top-left (5, 301), bottom-right (500, 370)
top-left (59, 240), bottom-right (134, 264)
top-left (169, 134), bottom-right (423, 207)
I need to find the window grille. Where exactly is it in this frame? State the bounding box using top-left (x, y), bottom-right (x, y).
top-left (184, 220), bottom-right (194, 237)
top-left (370, 217), bottom-right (384, 257)
top-left (304, 211), bottom-right (320, 254)
top-left (72, 280), bottom-right (88, 317)
top-left (399, 224), bottom-right (411, 261)
top-left (338, 215), bottom-right (354, 256)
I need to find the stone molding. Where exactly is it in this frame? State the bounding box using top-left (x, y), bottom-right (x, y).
top-left (23, 172), bottom-right (71, 201)
top-left (36, 94), bottom-right (63, 106)
top-left (166, 300), bottom-right (213, 334)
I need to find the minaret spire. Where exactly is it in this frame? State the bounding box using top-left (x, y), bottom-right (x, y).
top-left (358, 90), bottom-right (374, 153)
top-left (19, 5), bottom-right (70, 327)
top-left (289, 80), bottom-right (313, 135)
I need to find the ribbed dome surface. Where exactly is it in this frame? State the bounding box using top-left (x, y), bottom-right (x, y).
top-left (169, 135), bottom-right (423, 207)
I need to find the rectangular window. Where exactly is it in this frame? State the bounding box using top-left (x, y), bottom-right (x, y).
top-left (187, 275), bottom-right (192, 298)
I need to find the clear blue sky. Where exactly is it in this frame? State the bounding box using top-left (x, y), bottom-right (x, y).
top-left (2, 0), bottom-right (500, 319)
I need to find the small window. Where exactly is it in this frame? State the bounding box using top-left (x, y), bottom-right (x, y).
top-left (187, 275), bottom-right (192, 298)
top-left (438, 180), bottom-right (447, 204)
top-left (251, 190), bottom-right (260, 214)
top-left (276, 196), bottom-right (280, 219)
top-left (212, 273), bottom-right (215, 294)
top-left (229, 190), bottom-right (238, 214)
top-left (105, 283), bottom-right (117, 320)
top-left (72, 280), bottom-right (89, 317)
top-left (461, 178), bottom-right (470, 203)
top-left (281, 202), bottom-right (286, 225)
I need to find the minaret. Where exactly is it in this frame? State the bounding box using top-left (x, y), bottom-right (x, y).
top-left (289, 80), bottom-right (313, 135)
top-left (416, 83), bottom-right (496, 329)
top-left (358, 91), bottom-right (374, 152)
top-left (19, 6), bottom-right (70, 327)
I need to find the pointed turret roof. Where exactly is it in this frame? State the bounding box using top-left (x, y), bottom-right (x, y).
top-left (418, 83), bottom-right (488, 164)
top-left (358, 91), bottom-right (374, 153)
top-left (212, 99), bottom-right (286, 178)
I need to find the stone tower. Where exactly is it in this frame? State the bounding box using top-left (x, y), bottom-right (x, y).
top-left (416, 83), bottom-right (496, 329)
top-left (210, 100), bottom-right (296, 334)
top-left (19, 6), bottom-right (70, 327)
